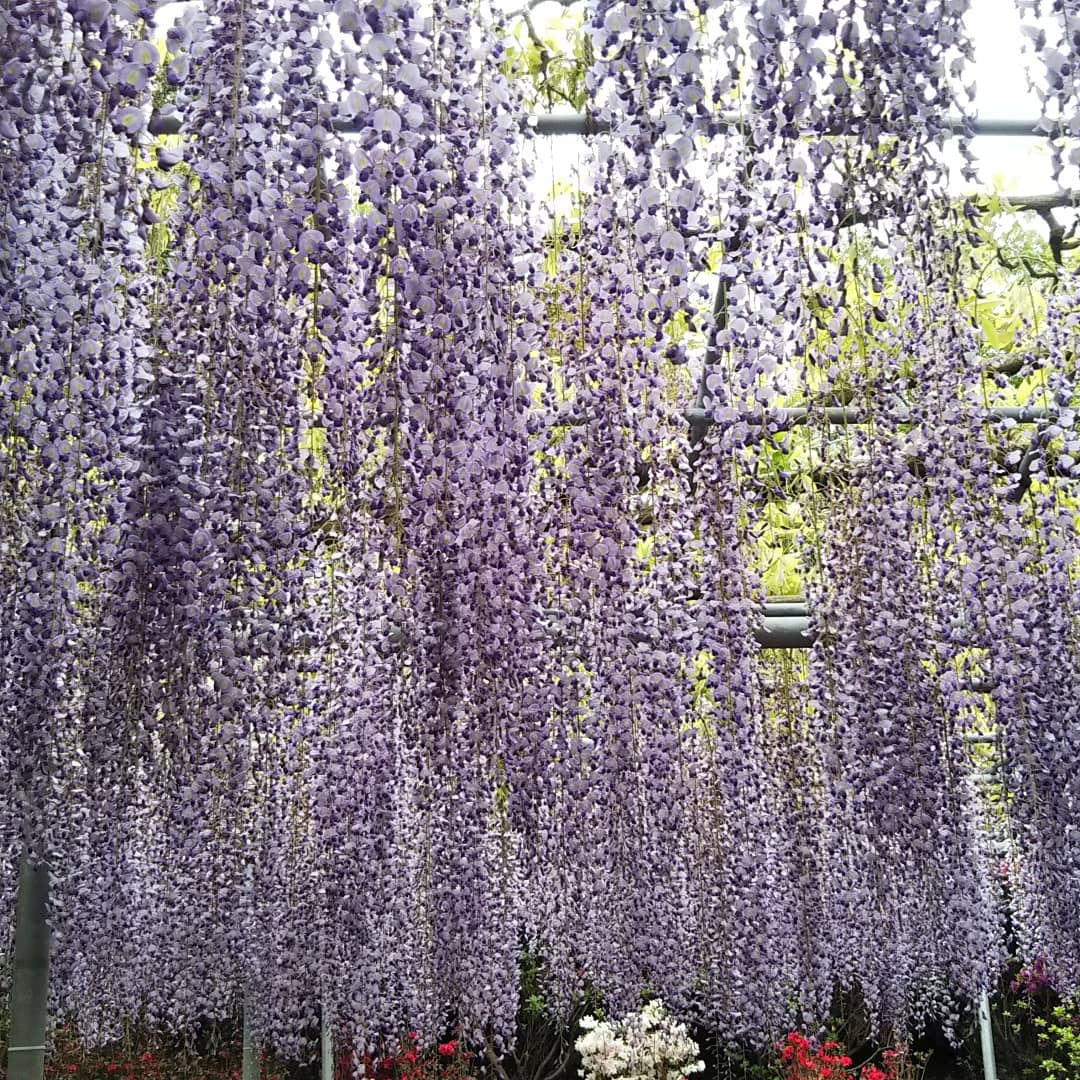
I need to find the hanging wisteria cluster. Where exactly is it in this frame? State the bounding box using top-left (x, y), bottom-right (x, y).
top-left (2, 0), bottom-right (1080, 1062)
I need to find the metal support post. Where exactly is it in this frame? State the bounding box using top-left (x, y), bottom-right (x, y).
top-left (321, 1008), bottom-right (333, 1080)
top-left (242, 989), bottom-right (259, 1080)
top-left (978, 989), bottom-right (999, 1080)
top-left (7, 853), bottom-right (51, 1080)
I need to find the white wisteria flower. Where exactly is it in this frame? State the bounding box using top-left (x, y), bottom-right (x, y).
top-left (576, 1000), bottom-right (705, 1080)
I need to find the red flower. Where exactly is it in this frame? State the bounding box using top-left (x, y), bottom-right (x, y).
top-left (437, 1042), bottom-right (457, 1057)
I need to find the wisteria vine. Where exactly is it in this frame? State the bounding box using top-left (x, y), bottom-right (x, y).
top-left (1, 0), bottom-right (1079, 1063)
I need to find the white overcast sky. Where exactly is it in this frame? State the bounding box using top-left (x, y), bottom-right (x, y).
top-left (962, 0), bottom-right (1053, 193)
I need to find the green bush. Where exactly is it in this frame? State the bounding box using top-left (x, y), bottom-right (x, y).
top-left (1032, 1001), bottom-right (1080, 1080)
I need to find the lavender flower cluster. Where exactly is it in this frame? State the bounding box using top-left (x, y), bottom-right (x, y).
top-left (0, 0), bottom-right (1077, 1060)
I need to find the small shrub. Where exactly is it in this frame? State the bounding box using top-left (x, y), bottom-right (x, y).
top-left (1032, 1001), bottom-right (1080, 1080)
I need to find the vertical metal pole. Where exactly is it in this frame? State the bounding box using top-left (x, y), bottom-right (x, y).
top-left (320, 1007), bottom-right (333, 1080)
top-left (6, 853), bottom-right (51, 1080)
top-left (978, 990), bottom-right (999, 1080)
top-left (242, 989), bottom-right (259, 1080)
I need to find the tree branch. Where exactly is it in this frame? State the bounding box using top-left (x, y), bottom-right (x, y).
top-left (485, 1038), bottom-right (514, 1080)
top-left (972, 190), bottom-right (1080, 213)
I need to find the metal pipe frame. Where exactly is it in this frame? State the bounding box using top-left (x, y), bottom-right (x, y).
top-left (147, 108), bottom-right (1052, 141)
top-left (687, 404), bottom-right (1054, 428)
top-left (524, 113), bottom-right (1050, 139)
top-left (738, 400), bottom-right (1055, 645)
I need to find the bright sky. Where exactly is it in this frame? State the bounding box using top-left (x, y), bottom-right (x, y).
top-left (962, 0), bottom-right (1054, 194)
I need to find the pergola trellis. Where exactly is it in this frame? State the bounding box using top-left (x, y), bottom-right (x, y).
top-left (7, 4), bottom-right (1076, 1072)
top-left (150, 92), bottom-right (1077, 642)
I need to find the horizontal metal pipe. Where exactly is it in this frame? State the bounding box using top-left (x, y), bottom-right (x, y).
top-left (531, 113), bottom-right (609, 137)
top-left (549, 606), bottom-right (1013, 659)
top-left (147, 109), bottom-right (1049, 141)
top-left (688, 404), bottom-right (1053, 428)
top-left (762, 601), bottom-right (807, 618)
top-left (755, 615), bottom-right (813, 648)
top-left (529, 112), bottom-right (1047, 139)
top-left (966, 118), bottom-right (1049, 137)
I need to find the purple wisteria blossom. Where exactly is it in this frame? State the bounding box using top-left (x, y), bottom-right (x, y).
top-left (2, 0), bottom-right (1080, 1061)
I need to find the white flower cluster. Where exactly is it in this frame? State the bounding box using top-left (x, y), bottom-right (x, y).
top-left (576, 1000), bottom-right (705, 1080)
